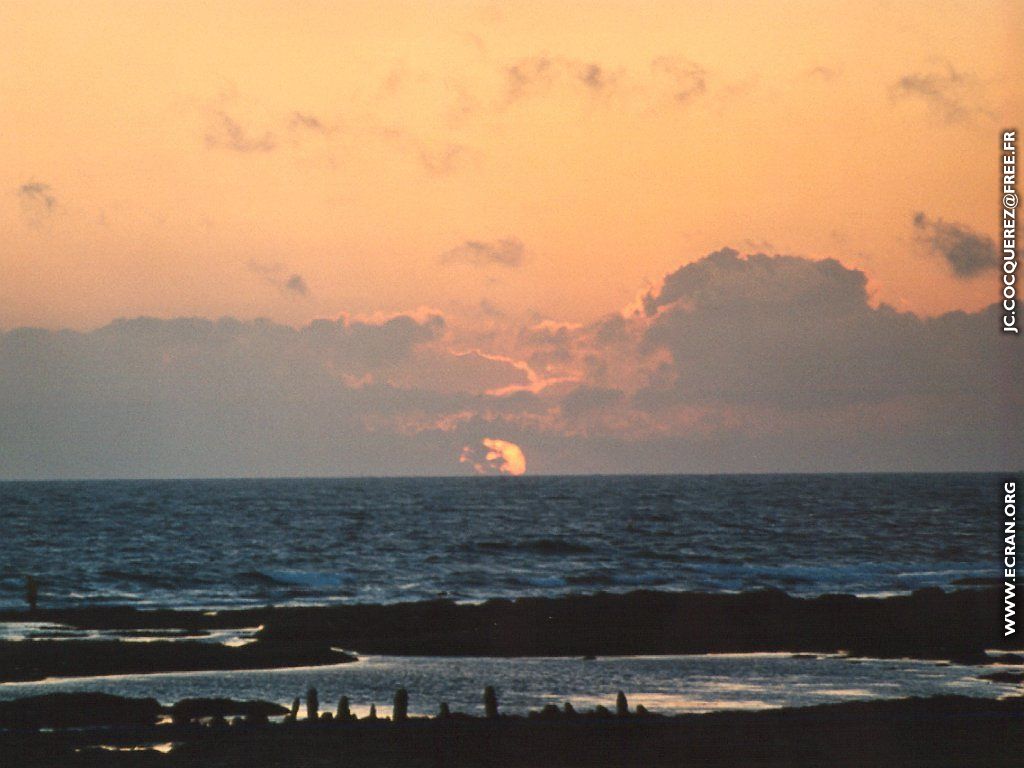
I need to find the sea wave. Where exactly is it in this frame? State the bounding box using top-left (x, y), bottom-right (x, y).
top-left (466, 538), bottom-right (595, 555)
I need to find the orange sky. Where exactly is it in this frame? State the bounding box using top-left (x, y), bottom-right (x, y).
top-left (2, 0), bottom-right (1020, 332)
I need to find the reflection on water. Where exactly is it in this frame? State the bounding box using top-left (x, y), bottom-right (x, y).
top-left (1, 654), bottom-right (1018, 716)
top-left (77, 743), bottom-right (175, 754)
top-left (0, 622), bottom-right (260, 645)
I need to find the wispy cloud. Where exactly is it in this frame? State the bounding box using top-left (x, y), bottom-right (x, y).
top-left (807, 66), bottom-right (838, 81)
top-left (17, 181), bottom-right (57, 226)
top-left (440, 237), bottom-right (525, 268)
top-left (891, 63), bottom-right (987, 124)
top-left (504, 56), bottom-right (621, 101)
top-left (651, 57), bottom-right (707, 104)
top-left (248, 260), bottom-right (310, 296)
top-left (206, 112), bottom-right (276, 152)
top-left (289, 112), bottom-right (335, 134)
top-left (912, 212), bottom-right (998, 277)
top-left (18, 182), bottom-right (56, 209)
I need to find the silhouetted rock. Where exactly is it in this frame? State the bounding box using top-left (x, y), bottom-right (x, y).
top-left (321, 711), bottom-right (333, 722)
top-left (246, 710), bottom-right (269, 727)
top-left (563, 702), bottom-right (576, 716)
top-left (0, 693), bottom-right (160, 730)
top-left (170, 698), bottom-right (288, 725)
top-left (288, 698), bottom-right (300, 722)
top-left (366, 704), bottom-right (377, 721)
top-left (0, 587), bottom-right (1010, 673)
top-left (337, 696), bottom-right (351, 721)
top-left (245, 588), bottom-right (1010, 663)
top-left (0, 639), bottom-right (356, 683)
top-left (438, 702), bottom-right (451, 719)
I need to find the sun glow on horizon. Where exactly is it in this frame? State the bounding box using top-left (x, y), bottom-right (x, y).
top-left (460, 438), bottom-right (527, 476)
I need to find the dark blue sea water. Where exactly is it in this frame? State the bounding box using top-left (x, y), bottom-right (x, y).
top-left (0, 474), bottom-right (1001, 610)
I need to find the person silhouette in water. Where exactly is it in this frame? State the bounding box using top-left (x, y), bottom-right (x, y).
top-left (25, 575), bottom-right (39, 612)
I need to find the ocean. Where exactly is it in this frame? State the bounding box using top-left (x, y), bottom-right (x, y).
top-left (0, 473), bottom-right (1000, 610)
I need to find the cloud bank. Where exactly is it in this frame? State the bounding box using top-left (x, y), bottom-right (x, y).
top-left (0, 250), bottom-right (1017, 478)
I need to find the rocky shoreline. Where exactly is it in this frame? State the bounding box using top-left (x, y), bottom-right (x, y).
top-left (0, 587), bottom-right (1014, 682)
top-left (0, 640), bottom-right (355, 684)
top-left (0, 693), bottom-right (1021, 767)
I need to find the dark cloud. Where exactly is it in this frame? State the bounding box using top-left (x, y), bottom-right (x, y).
top-left (303, 313), bottom-right (445, 367)
top-left (561, 385), bottom-right (624, 419)
top-left (891, 64), bottom-right (985, 124)
top-left (505, 56), bottom-right (557, 99)
top-left (643, 248), bottom-right (867, 318)
top-left (912, 212), bottom-right (998, 277)
top-left (576, 63), bottom-right (617, 92)
top-left (284, 274), bottom-right (309, 295)
top-left (248, 261), bottom-right (311, 297)
top-left (505, 56), bottom-right (619, 101)
top-left (639, 249), bottom-right (1017, 412)
top-left (18, 181), bottom-right (56, 210)
top-left (18, 182), bottom-right (57, 225)
top-left (289, 112), bottom-right (330, 133)
top-left (440, 238), bottom-right (525, 268)
top-left (205, 112), bottom-right (276, 152)
top-left (0, 313), bottom-right (464, 478)
top-left (0, 250), bottom-right (1017, 478)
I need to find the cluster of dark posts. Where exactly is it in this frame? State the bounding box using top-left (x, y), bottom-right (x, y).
top-left (176, 685), bottom-right (642, 729)
top-left (4, 691), bottom-right (1023, 768)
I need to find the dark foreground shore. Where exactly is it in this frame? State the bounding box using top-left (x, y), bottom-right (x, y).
top-left (0, 587), bottom-right (1013, 681)
top-left (0, 640), bottom-right (356, 683)
top-left (1, 695), bottom-right (1021, 767)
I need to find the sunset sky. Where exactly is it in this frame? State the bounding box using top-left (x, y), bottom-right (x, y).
top-left (1, 1), bottom-right (1020, 478)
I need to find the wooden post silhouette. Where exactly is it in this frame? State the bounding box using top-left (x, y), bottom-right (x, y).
top-left (337, 696), bottom-right (351, 721)
top-left (25, 576), bottom-right (38, 612)
top-left (307, 687), bottom-right (319, 721)
top-left (393, 688), bottom-right (409, 722)
top-left (484, 686), bottom-right (498, 719)
top-left (616, 691), bottom-right (629, 717)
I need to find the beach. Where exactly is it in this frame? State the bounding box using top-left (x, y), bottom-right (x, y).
top-left (1, 477), bottom-right (1018, 764)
